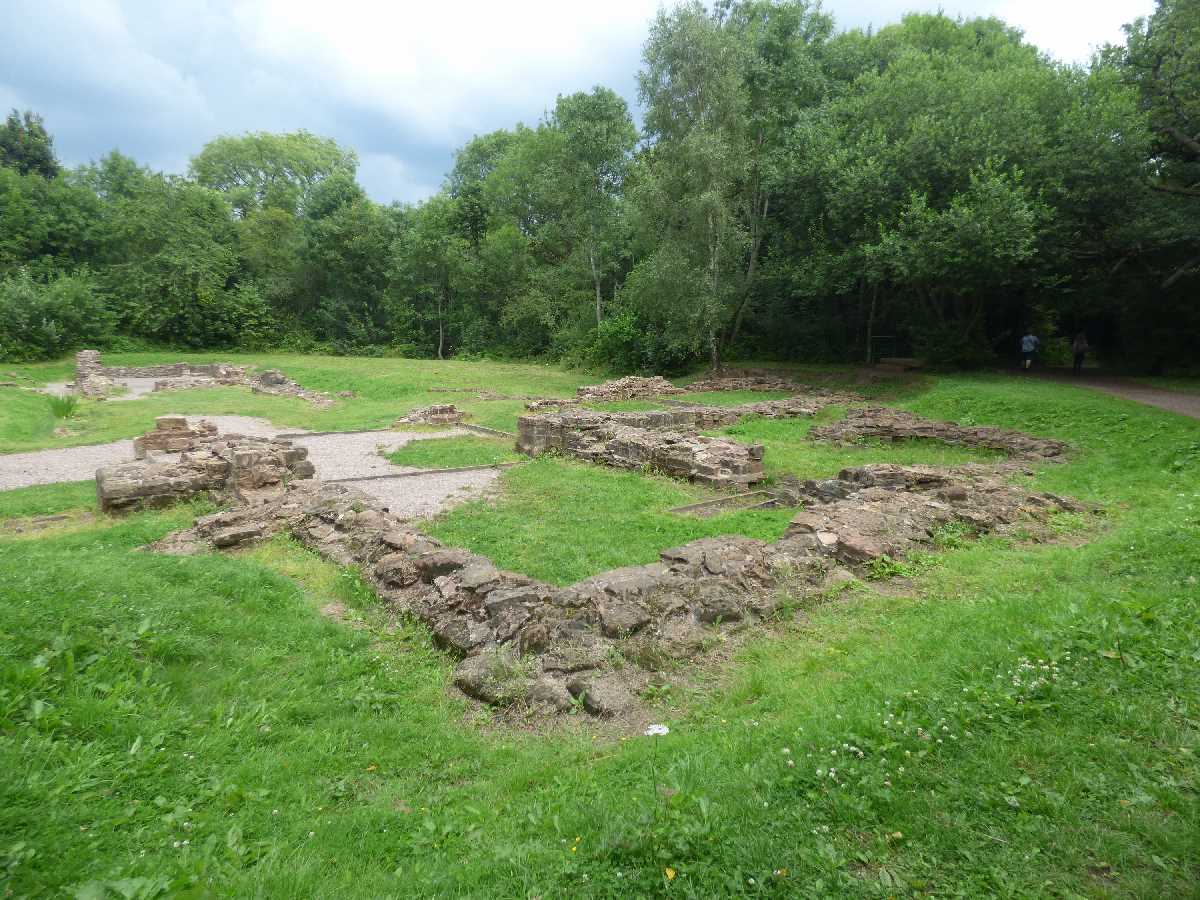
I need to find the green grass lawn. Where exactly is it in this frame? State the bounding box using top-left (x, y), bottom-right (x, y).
top-left (1, 363), bottom-right (1198, 896)
top-left (427, 457), bottom-right (795, 585)
top-left (385, 436), bottom-right (522, 469)
top-left (717, 406), bottom-right (1004, 478)
top-left (0, 353), bottom-right (595, 453)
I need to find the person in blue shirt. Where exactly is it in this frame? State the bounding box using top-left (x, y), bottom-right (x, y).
top-left (1020, 331), bottom-right (1040, 370)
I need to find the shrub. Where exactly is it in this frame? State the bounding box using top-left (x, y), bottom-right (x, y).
top-left (47, 394), bottom-right (79, 418)
top-left (0, 269), bottom-right (113, 362)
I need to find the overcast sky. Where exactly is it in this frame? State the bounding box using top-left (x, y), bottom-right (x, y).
top-left (0, 0), bottom-right (1155, 204)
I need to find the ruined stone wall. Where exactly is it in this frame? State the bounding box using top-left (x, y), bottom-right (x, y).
top-left (133, 416), bottom-right (218, 458)
top-left (516, 409), bottom-right (765, 487)
top-left (97, 432), bottom-right (314, 513)
top-left (149, 462), bottom-right (1082, 717)
top-left (575, 375), bottom-right (684, 402)
top-left (394, 404), bottom-right (465, 425)
top-left (810, 407), bottom-right (1070, 460)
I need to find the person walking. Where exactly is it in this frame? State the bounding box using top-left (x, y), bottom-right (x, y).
top-left (1020, 331), bottom-right (1040, 371)
top-left (1072, 332), bottom-right (1090, 375)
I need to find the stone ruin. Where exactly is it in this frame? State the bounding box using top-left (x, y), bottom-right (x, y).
top-left (683, 367), bottom-right (807, 393)
top-left (394, 404), bottom-right (466, 426)
top-left (248, 368), bottom-right (334, 407)
top-left (146, 459), bottom-right (1083, 718)
top-left (96, 424), bottom-right (314, 513)
top-left (515, 397), bottom-right (837, 488)
top-left (524, 397), bottom-right (581, 412)
top-left (811, 407), bottom-right (1070, 460)
top-left (575, 375), bottom-right (684, 402)
top-left (133, 416), bottom-right (218, 459)
top-left (72, 350), bottom-right (248, 398)
top-left (69, 350), bottom-right (334, 407)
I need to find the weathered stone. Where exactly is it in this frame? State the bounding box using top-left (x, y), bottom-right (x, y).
top-left (576, 376), bottom-right (684, 402)
top-left (691, 582), bottom-right (744, 624)
top-left (566, 675), bottom-right (635, 717)
top-left (527, 677), bottom-right (574, 711)
top-left (414, 548), bottom-right (475, 581)
top-left (597, 599), bottom-right (652, 637)
top-left (375, 553), bottom-right (419, 587)
top-left (453, 652), bottom-right (528, 705)
top-left (212, 523), bottom-right (265, 548)
top-left (811, 407), bottom-right (1069, 460)
top-left (394, 404), bottom-right (465, 426)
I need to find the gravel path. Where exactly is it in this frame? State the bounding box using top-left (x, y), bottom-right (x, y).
top-left (292, 429), bottom-right (468, 480)
top-left (0, 418), bottom-right (501, 521)
top-left (334, 469), bottom-right (503, 521)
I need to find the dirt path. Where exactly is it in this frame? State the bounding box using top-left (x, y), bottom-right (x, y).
top-left (1033, 373), bottom-right (1200, 420)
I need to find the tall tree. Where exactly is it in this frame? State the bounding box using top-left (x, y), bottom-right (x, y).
top-left (0, 109), bottom-right (60, 178)
top-left (189, 131), bottom-right (358, 217)
top-left (551, 88), bottom-right (637, 324)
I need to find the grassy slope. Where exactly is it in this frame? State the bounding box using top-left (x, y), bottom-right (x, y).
top-left (1, 366), bottom-right (1197, 896)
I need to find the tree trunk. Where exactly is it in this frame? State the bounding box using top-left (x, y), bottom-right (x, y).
top-left (589, 242), bottom-right (602, 325)
top-left (436, 293), bottom-right (445, 360)
top-left (865, 286), bottom-right (878, 365)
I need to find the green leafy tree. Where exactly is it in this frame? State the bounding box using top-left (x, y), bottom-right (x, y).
top-left (189, 131), bottom-right (358, 216)
top-left (0, 109), bottom-right (60, 178)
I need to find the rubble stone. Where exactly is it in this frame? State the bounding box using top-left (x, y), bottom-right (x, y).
top-left (576, 375), bottom-right (684, 402)
top-left (394, 404), bottom-right (465, 425)
top-left (96, 432), bottom-right (314, 513)
top-left (811, 407), bottom-right (1069, 460)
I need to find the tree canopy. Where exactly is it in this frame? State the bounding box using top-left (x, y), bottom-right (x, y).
top-left (1, 0), bottom-right (1197, 370)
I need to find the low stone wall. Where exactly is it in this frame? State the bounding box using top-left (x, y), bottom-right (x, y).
top-left (514, 398), bottom-right (836, 487)
top-left (810, 407), bottom-right (1070, 460)
top-left (71, 351), bottom-right (333, 406)
top-left (516, 409), bottom-right (765, 487)
top-left (576, 375), bottom-right (684, 402)
top-left (97, 432), bottom-right (314, 513)
top-left (394, 404), bottom-right (465, 425)
top-left (148, 462), bottom-right (1082, 717)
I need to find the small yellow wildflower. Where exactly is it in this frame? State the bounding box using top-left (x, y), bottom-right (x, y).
top-left (664, 867), bottom-right (676, 881)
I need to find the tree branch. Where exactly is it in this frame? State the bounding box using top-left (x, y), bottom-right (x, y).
top-left (1161, 125), bottom-right (1200, 158)
top-left (1162, 253), bottom-right (1200, 289)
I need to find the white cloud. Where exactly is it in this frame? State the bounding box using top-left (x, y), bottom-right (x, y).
top-left (0, 0), bottom-right (1159, 203)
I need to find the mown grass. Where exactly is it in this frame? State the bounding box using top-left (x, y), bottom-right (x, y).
top-left (427, 457), bottom-right (795, 585)
top-left (385, 436), bottom-right (522, 469)
top-left (717, 406), bottom-right (1004, 479)
top-left (1, 366), bottom-right (1198, 896)
top-left (0, 354), bottom-right (595, 453)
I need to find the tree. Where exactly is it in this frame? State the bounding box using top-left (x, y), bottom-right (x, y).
top-left (632, 0), bottom-right (832, 368)
top-left (551, 88), bottom-right (637, 324)
top-left (390, 196), bottom-right (472, 359)
top-left (0, 109), bottom-right (60, 178)
top-left (189, 131), bottom-right (358, 216)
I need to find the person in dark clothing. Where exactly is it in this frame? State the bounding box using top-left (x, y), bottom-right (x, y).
top-left (1072, 332), bottom-right (1090, 375)
top-left (1020, 331), bottom-right (1039, 370)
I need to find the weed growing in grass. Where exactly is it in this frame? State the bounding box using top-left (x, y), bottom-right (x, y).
top-left (46, 393), bottom-right (79, 418)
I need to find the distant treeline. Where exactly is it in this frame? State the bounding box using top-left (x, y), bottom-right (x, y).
top-left (1, 1), bottom-right (1197, 371)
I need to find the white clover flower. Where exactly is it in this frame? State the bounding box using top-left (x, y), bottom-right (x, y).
top-left (644, 724), bottom-right (670, 737)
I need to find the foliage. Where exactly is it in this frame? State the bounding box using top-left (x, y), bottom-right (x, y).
top-left (0, 269), bottom-right (113, 361)
top-left (0, 109), bottom-right (59, 178)
top-left (45, 394), bottom-right (79, 419)
top-left (0, 4), bottom-right (1196, 370)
